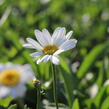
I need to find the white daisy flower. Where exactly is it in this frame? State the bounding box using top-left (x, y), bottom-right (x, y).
top-left (0, 63), bottom-right (34, 98)
top-left (23, 27), bottom-right (77, 65)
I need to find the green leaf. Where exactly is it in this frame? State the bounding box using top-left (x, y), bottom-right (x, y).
top-left (8, 104), bottom-right (17, 109)
top-left (72, 99), bottom-right (80, 109)
top-left (101, 96), bottom-right (109, 109)
top-left (60, 57), bottom-right (78, 108)
top-left (77, 42), bottom-right (109, 78)
top-left (0, 97), bottom-right (12, 107)
top-left (96, 62), bottom-right (104, 87)
top-left (93, 86), bottom-right (107, 108)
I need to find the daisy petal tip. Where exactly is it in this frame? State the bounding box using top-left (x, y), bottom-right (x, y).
top-left (61, 27), bottom-right (66, 32)
top-left (26, 37), bottom-right (34, 41)
top-left (61, 27), bottom-right (65, 29)
top-left (71, 31), bottom-right (73, 34)
top-left (34, 29), bottom-right (37, 32)
top-left (26, 38), bottom-right (31, 42)
top-left (72, 39), bottom-right (77, 43)
top-left (42, 28), bottom-right (46, 31)
top-left (51, 56), bottom-right (60, 65)
top-left (34, 29), bottom-right (39, 33)
top-left (54, 61), bottom-right (60, 65)
top-left (72, 39), bottom-right (77, 47)
top-left (23, 44), bottom-right (30, 48)
top-left (22, 44), bottom-right (26, 47)
top-left (26, 37), bottom-right (29, 40)
top-left (29, 54), bottom-right (33, 57)
top-left (56, 27), bottom-right (61, 29)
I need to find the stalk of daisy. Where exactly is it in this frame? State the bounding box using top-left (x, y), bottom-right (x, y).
top-left (37, 88), bottom-right (40, 109)
top-left (51, 63), bottom-right (58, 109)
top-left (23, 27), bottom-right (77, 108)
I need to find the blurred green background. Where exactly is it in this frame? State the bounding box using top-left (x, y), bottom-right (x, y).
top-left (0, 0), bottom-right (109, 109)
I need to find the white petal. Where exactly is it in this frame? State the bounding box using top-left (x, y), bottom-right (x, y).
top-left (52, 27), bottom-right (61, 40)
top-left (52, 27), bottom-right (61, 44)
top-left (19, 64), bottom-right (34, 83)
top-left (42, 29), bottom-right (51, 44)
top-left (37, 55), bottom-right (48, 64)
top-left (52, 27), bottom-right (66, 46)
top-left (44, 55), bottom-right (51, 63)
top-left (50, 55), bottom-right (60, 65)
top-left (0, 86), bottom-right (10, 98)
top-left (54, 49), bottom-right (64, 55)
top-left (0, 64), bottom-right (4, 73)
top-left (26, 38), bottom-right (42, 50)
top-left (9, 84), bottom-right (26, 98)
top-left (34, 30), bottom-right (49, 46)
top-left (60, 27), bottom-right (66, 38)
top-left (56, 28), bottom-right (66, 46)
top-left (30, 51), bottom-right (43, 57)
top-left (23, 43), bottom-right (35, 49)
top-left (66, 31), bottom-right (73, 39)
top-left (60, 39), bottom-right (77, 51)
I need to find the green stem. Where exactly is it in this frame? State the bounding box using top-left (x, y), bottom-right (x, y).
top-left (17, 98), bottom-right (24, 109)
top-left (52, 64), bottom-right (58, 109)
top-left (37, 88), bottom-right (40, 109)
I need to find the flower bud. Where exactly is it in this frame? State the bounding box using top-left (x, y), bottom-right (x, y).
top-left (33, 79), bottom-right (41, 88)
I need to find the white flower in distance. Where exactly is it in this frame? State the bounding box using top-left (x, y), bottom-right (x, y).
top-left (0, 63), bottom-right (34, 98)
top-left (23, 27), bottom-right (77, 65)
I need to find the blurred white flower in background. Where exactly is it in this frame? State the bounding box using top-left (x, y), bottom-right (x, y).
top-left (23, 27), bottom-right (77, 65)
top-left (81, 14), bottom-right (91, 27)
top-left (104, 79), bottom-right (109, 86)
top-left (0, 63), bottom-right (34, 98)
top-left (88, 84), bottom-right (98, 98)
top-left (85, 72), bottom-right (94, 81)
top-left (40, 0), bottom-right (51, 4)
top-left (101, 10), bottom-right (109, 21)
top-left (44, 81), bottom-right (51, 88)
top-left (0, 0), bottom-right (5, 5)
top-left (71, 61), bottom-right (80, 73)
top-left (82, 14), bottom-right (90, 23)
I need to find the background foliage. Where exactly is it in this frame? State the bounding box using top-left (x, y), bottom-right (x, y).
top-left (0, 0), bottom-right (109, 109)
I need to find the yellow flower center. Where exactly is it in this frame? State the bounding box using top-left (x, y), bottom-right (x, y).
top-left (0, 69), bottom-right (20, 86)
top-left (43, 45), bottom-right (59, 55)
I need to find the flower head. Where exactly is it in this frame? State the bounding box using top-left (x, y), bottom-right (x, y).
top-left (23, 27), bottom-right (77, 65)
top-left (0, 63), bottom-right (34, 98)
